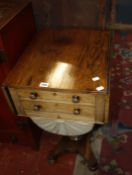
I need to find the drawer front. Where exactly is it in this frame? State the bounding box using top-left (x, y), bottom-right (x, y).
top-left (21, 100), bottom-right (95, 117)
top-left (8, 88), bottom-right (108, 123)
top-left (16, 89), bottom-right (95, 104)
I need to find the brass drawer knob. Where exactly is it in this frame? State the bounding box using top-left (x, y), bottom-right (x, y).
top-left (73, 108), bottom-right (80, 115)
top-left (30, 92), bottom-right (38, 99)
top-left (72, 96), bottom-right (80, 103)
top-left (33, 104), bottom-right (41, 111)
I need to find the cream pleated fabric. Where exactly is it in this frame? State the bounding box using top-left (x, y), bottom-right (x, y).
top-left (30, 117), bottom-right (94, 136)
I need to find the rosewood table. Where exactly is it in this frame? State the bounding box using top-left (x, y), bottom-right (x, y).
top-left (3, 29), bottom-right (110, 170)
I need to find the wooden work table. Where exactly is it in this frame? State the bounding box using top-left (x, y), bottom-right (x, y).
top-left (4, 29), bottom-right (110, 124)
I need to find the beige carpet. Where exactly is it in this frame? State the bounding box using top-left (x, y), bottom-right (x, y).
top-left (73, 129), bottom-right (103, 175)
top-left (73, 155), bottom-right (98, 175)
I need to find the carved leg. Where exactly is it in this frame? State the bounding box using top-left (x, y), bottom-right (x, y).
top-left (48, 136), bottom-right (79, 164)
top-left (48, 134), bottom-right (98, 171)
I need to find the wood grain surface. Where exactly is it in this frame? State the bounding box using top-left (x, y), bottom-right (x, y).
top-left (5, 29), bottom-right (110, 93)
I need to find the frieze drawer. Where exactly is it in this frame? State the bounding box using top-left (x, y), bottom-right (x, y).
top-left (16, 89), bottom-right (96, 104)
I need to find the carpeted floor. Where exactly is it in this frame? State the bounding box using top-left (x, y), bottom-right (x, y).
top-left (0, 132), bottom-right (76, 175)
top-left (98, 31), bottom-right (132, 175)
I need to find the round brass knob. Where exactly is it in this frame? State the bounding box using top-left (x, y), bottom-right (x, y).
top-left (72, 96), bottom-right (80, 103)
top-left (33, 104), bottom-right (41, 111)
top-left (73, 108), bottom-right (80, 115)
top-left (29, 92), bottom-right (38, 99)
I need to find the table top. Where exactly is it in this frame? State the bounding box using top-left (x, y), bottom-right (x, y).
top-left (4, 29), bottom-right (110, 93)
top-left (0, 0), bottom-right (31, 30)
